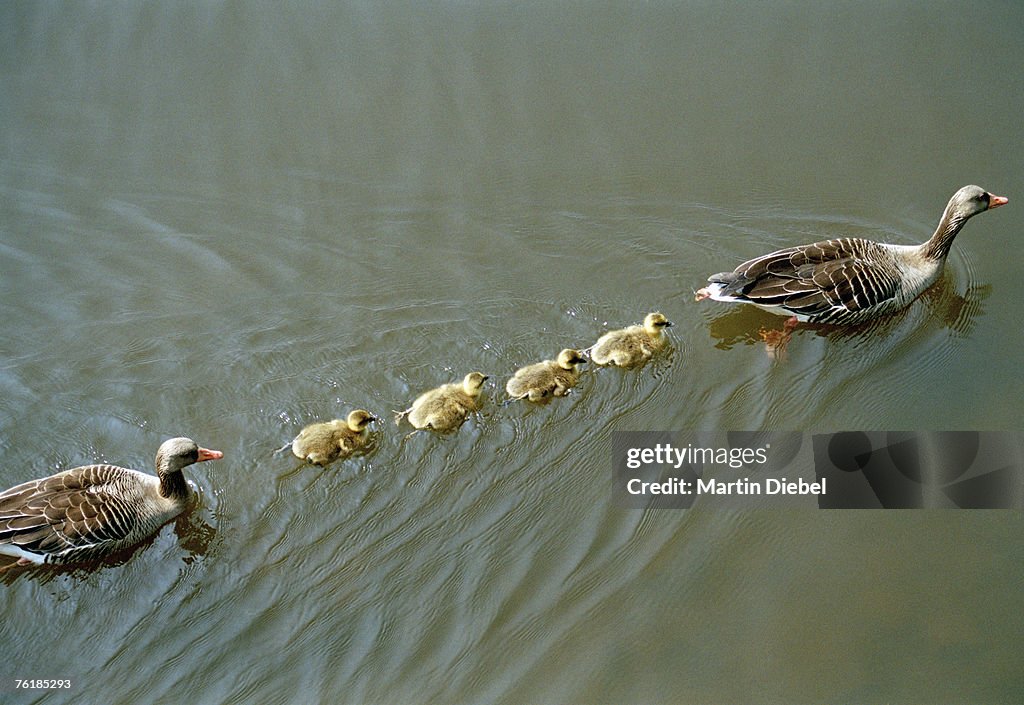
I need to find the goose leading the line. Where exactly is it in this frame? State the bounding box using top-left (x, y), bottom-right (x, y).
top-left (695, 185), bottom-right (1007, 325)
top-left (0, 437), bottom-right (223, 566)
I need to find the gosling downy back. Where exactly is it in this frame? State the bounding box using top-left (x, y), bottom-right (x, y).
top-left (590, 312), bottom-right (673, 367)
top-left (506, 348), bottom-right (587, 402)
top-left (291, 409), bottom-right (378, 466)
top-left (400, 371), bottom-right (489, 432)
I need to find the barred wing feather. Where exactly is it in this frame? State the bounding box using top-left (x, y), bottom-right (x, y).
top-left (710, 239), bottom-right (903, 321)
top-left (0, 465), bottom-right (142, 561)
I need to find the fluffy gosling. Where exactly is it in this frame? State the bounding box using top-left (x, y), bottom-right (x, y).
top-left (589, 312), bottom-right (672, 367)
top-left (506, 348), bottom-right (587, 402)
top-left (288, 409), bottom-right (378, 466)
top-left (395, 371), bottom-right (489, 433)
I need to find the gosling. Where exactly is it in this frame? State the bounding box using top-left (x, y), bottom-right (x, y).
top-left (395, 371), bottom-right (489, 434)
top-left (588, 312), bottom-right (672, 367)
top-left (506, 348), bottom-right (587, 402)
top-left (287, 409), bottom-right (378, 466)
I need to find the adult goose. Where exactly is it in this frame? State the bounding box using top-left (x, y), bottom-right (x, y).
top-left (0, 437), bottom-right (223, 566)
top-left (695, 185), bottom-right (1007, 325)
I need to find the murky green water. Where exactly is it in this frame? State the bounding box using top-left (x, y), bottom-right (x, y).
top-left (1, 2), bottom-right (1022, 703)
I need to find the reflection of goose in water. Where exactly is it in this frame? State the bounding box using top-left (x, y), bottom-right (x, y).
top-left (506, 349), bottom-right (587, 402)
top-left (283, 409), bottom-right (378, 466)
top-left (696, 272), bottom-right (998, 429)
top-left (395, 372), bottom-right (488, 434)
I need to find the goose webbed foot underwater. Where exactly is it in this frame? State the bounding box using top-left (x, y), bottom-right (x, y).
top-left (758, 315), bottom-right (800, 361)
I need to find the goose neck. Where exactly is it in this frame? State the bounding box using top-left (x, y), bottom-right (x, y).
top-left (159, 470), bottom-right (190, 500)
top-left (920, 210), bottom-right (968, 261)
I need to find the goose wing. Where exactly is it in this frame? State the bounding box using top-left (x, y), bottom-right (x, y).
top-left (0, 465), bottom-right (141, 560)
top-left (710, 238), bottom-right (903, 318)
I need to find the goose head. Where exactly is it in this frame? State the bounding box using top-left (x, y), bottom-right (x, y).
top-left (462, 372), bottom-right (489, 397)
top-left (946, 185), bottom-right (1007, 222)
top-left (643, 312), bottom-right (673, 336)
top-left (346, 409), bottom-right (378, 433)
top-left (155, 437), bottom-right (223, 478)
top-left (921, 185), bottom-right (1007, 261)
top-left (556, 348), bottom-right (588, 371)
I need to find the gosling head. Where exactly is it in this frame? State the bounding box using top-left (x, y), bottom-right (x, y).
top-left (556, 348), bottom-right (588, 370)
top-left (643, 312), bottom-right (673, 336)
top-left (462, 372), bottom-right (489, 396)
top-left (346, 409), bottom-right (378, 432)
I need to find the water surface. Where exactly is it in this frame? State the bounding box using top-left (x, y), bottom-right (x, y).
top-left (1, 3), bottom-right (1022, 704)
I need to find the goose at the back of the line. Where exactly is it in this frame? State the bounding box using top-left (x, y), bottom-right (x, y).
top-left (0, 437), bottom-right (223, 566)
top-left (695, 185), bottom-right (1007, 325)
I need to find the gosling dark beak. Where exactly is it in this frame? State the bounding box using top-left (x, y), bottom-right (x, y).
top-left (988, 193), bottom-right (1008, 209)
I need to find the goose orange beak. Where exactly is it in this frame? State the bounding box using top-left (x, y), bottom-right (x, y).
top-left (198, 447), bottom-right (224, 461)
top-left (989, 193), bottom-right (1008, 209)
